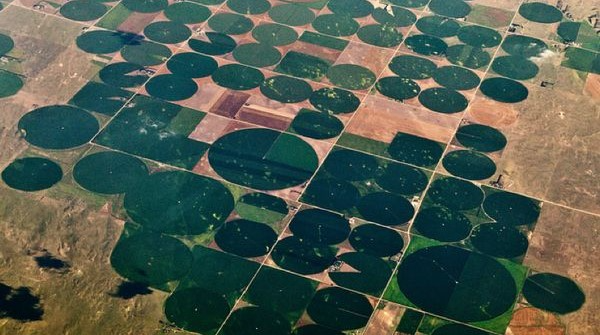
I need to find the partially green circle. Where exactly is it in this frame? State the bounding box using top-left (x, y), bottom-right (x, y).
top-left (327, 64), bottom-right (376, 90)
top-left (120, 40), bottom-right (172, 66)
top-left (405, 34), bottom-right (448, 56)
top-left (389, 54), bottom-right (437, 79)
top-left (76, 30), bottom-right (128, 54)
top-left (2, 157), bottom-right (62, 192)
top-left (428, 0), bottom-right (471, 18)
top-left (252, 23), bottom-right (298, 46)
top-left (165, 288), bottom-right (230, 334)
top-left (372, 6), bottom-right (416, 27)
top-left (260, 75), bottom-right (312, 103)
top-left (99, 62), bottom-right (148, 87)
top-left (312, 14), bottom-right (359, 37)
top-left (412, 206), bottom-right (472, 242)
top-left (60, 0), bottom-right (107, 22)
top-left (470, 223), bottom-right (529, 258)
top-left (480, 77), bottom-right (528, 103)
top-left (0, 71), bottom-right (23, 98)
top-left (328, 252), bottom-right (392, 295)
top-left (208, 12), bottom-right (254, 35)
top-left (211, 64), bottom-right (265, 90)
top-left (309, 87), bottom-right (360, 114)
top-left (427, 177), bottom-right (484, 210)
top-left (235, 192), bottom-right (288, 224)
top-left (164, 2), bottom-right (211, 24)
top-left (122, 0), bottom-right (168, 13)
top-left (389, 0), bottom-right (429, 7)
top-left (376, 76), bottom-right (420, 101)
top-left (522, 273), bottom-right (585, 314)
top-left (268, 4), bottom-right (315, 26)
top-left (215, 219), bottom-right (278, 257)
top-left (357, 24), bottom-right (403, 48)
top-left (557, 21), bottom-right (580, 42)
top-left (432, 66), bottom-right (480, 90)
top-left (188, 32), bottom-right (237, 55)
top-left (167, 52), bottom-right (218, 78)
top-left (227, 0), bottom-right (271, 15)
top-left (145, 74), bottom-right (198, 101)
top-left (143, 21), bottom-right (191, 44)
top-left (233, 43), bottom-right (282, 67)
top-left (416, 15), bottom-right (460, 38)
top-left (73, 151), bottom-right (148, 194)
top-left (491, 56), bottom-right (539, 80)
top-left (291, 110), bottom-right (343, 139)
top-left (518, 2), bottom-right (563, 23)
top-left (357, 192), bottom-right (415, 226)
top-left (348, 224), bottom-right (404, 257)
top-left (0, 34), bottom-right (14, 55)
top-left (457, 25), bottom-right (502, 48)
top-left (501, 35), bottom-right (547, 58)
top-left (456, 124), bottom-right (507, 152)
top-left (446, 44), bottom-right (491, 69)
top-left (442, 150), bottom-right (497, 180)
top-left (327, 0), bottom-right (373, 18)
top-left (418, 87), bottom-right (468, 114)
top-left (482, 191), bottom-right (540, 226)
top-left (18, 105), bottom-right (99, 149)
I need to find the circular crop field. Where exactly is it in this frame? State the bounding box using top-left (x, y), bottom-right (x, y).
top-left (522, 273), bottom-right (585, 314)
top-left (446, 44), bottom-right (491, 69)
top-left (99, 62), bottom-right (148, 87)
top-left (260, 75), bottom-right (312, 102)
top-left (73, 151), bottom-right (148, 194)
top-left (357, 24), bottom-right (403, 48)
top-left (398, 245), bottom-right (517, 322)
top-left (329, 252), bottom-right (392, 295)
top-left (145, 74), bottom-right (198, 101)
top-left (0, 70), bottom-right (23, 98)
top-left (389, 54), bottom-right (437, 79)
top-left (211, 64), bottom-right (264, 90)
top-left (389, 0), bottom-right (429, 8)
top-left (322, 149), bottom-right (381, 181)
top-left (327, 0), bottom-right (373, 18)
top-left (405, 34), bottom-right (448, 56)
top-left (413, 206), bottom-right (472, 242)
top-left (372, 6), bottom-right (416, 27)
top-left (271, 236), bottom-right (336, 274)
top-left (307, 287), bottom-right (373, 330)
top-left (432, 66), bottom-right (480, 90)
top-left (289, 208), bottom-right (350, 245)
top-left (457, 25), bottom-right (502, 48)
top-left (294, 325), bottom-right (344, 335)
top-left (123, 171), bottom-right (234, 235)
top-left (376, 162), bottom-right (428, 195)
top-left (0, 33), bottom-right (14, 55)
top-left (167, 52), bottom-right (218, 78)
top-left (442, 150), bottom-right (496, 180)
top-left (456, 124), bottom-right (507, 152)
top-left (215, 219), bottom-right (278, 257)
top-left (302, 178), bottom-right (361, 211)
top-left (110, 232), bottom-right (192, 286)
top-left (268, 3), bottom-right (315, 26)
top-left (376, 76), bottom-right (420, 101)
top-left (233, 43), bottom-right (282, 67)
top-left (188, 32), bottom-right (237, 55)
top-left (227, 0), bottom-right (271, 15)
top-left (349, 224), bottom-right (404, 257)
top-left (221, 307), bottom-right (291, 335)
top-left (164, 2), bottom-right (211, 24)
top-left (557, 21), bottom-right (580, 42)
top-left (428, 0), bottom-right (471, 18)
top-left (470, 223), bottom-right (528, 258)
top-left (2, 157), bottom-right (62, 192)
top-left (60, 0), bottom-right (107, 21)
top-left (165, 287), bottom-right (229, 334)
top-left (312, 14), bottom-right (359, 37)
top-left (76, 30), bottom-right (128, 54)
top-left (492, 55), bottom-right (539, 80)
top-left (144, 21), bottom-right (191, 44)
top-left (519, 2), bottom-right (563, 23)
top-left (120, 40), bottom-right (172, 66)
top-left (122, 0), bottom-right (167, 12)
top-left (309, 87), bottom-right (360, 114)
top-left (416, 15), bottom-right (460, 38)
top-left (387, 132), bottom-right (444, 168)
top-left (18, 105), bottom-right (98, 149)
top-left (327, 64), bottom-right (376, 90)
top-left (419, 87), bottom-right (468, 114)
top-left (480, 77), bottom-right (528, 103)
top-left (208, 128), bottom-right (318, 190)
top-left (427, 177), bottom-right (484, 210)
top-left (482, 191), bottom-right (540, 225)
top-left (502, 35), bottom-right (547, 58)
top-left (357, 192), bottom-right (415, 226)
top-left (208, 12), bottom-right (254, 35)
top-left (291, 110), bottom-right (343, 139)
top-left (235, 192), bottom-right (288, 224)
top-left (252, 23), bottom-right (298, 46)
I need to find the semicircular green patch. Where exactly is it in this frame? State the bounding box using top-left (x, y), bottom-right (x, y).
top-left (522, 273), bottom-right (585, 314)
top-left (0, 70), bottom-right (23, 98)
top-left (271, 236), bottom-right (336, 275)
top-left (432, 66), bottom-right (480, 90)
top-left (60, 0), bottom-right (107, 22)
top-left (480, 77), bottom-right (528, 103)
top-left (252, 23), bottom-right (298, 46)
top-left (328, 0), bottom-right (373, 18)
top-left (309, 87), bottom-right (360, 114)
top-left (349, 224), bottom-right (404, 257)
top-left (427, 176), bottom-right (484, 210)
top-left (501, 34), bottom-right (547, 58)
top-left (227, 0), bottom-right (270, 15)
top-left (99, 62), bottom-right (148, 87)
top-left (329, 252), bottom-right (392, 295)
top-left (290, 109), bottom-right (343, 139)
top-left (376, 76), bottom-right (420, 101)
top-left (260, 75), bottom-right (312, 103)
top-left (412, 206), bottom-right (472, 242)
top-left (76, 30), bottom-right (129, 54)
top-left (327, 64), bottom-right (376, 90)
top-left (357, 24), bottom-right (403, 48)
top-left (376, 163), bottom-right (428, 196)
top-left (428, 0), bottom-right (471, 18)
top-left (208, 128), bottom-right (318, 190)
top-left (418, 87), bottom-right (468, 114)
top-left (268, 3), bottom-right (315, 26)
top-left (289, 208), bottom-right (350, 245)
top-left (442, 150), bottom-right (496, 180)
top-left (120, 40), bottom-right (172, 66)
top-left (233, 43), bottom-right (281, 67)
top-left (167, 52), bottom-right (218, 78)
top-left (306, 287), bottom-right (373, 331)
top-left (2, 157), bottom-right (62, 192)
top-left (73, 151), bottom-right (148, 194)
top-left (215, 219), bottom-right (278, 257)
top-left (145, 74), bottom-right (198, 101)
top-left (0, 33), bottom-right (14, 56)
top-left (557, 21), bottom-right (580, 42)
top-left (208, 12), bottom-right (254, 35)
top-left (372, 6), bottom-right (416, 27)
top-left (446, 44), bottom-right (491, 69)
top-left (235, 192), bottom-right (288, 224)
top-left (457, 25), bottom-right (502, 48)
top-left (491, 55), bottom-right (539, 80)
top-left (164, 2), bottom-right (211, 24)
top-left (357, 192), bottom-right (414, 226)
top-left (322, 149), bottom-right (381, 181)
top-left (144, 21), bottom-right (191, 44)
top-left (312, 14), bottom-right (359, 37)
top-left (416, 15), bottom-right (460, 38)
top-left (389, 54), bottom-right (437, 79)
top-left (211, 64), bottom-right (265, 90)
top-left (18, 105), bottom-right (99, 150)
top-left (122, 0), bottom-right (168, 13)
top-left (518, 2), bottom-right (563, 23)
top-left (470, 223), bottom-right (528, 258)
top-left (456, 123), bottom-right (507, 152)
top-left (188, 32), bottom-right (237, 55)
top-left (221, 307), bottom-right (291, 335)
top-left (405, 34), bottom-right (448, 56)
top-left (123, 171), bottom-right (234, 235)
top-left (165, 287), bottom-right (230, 334)
top-left (302, 178), bottom-right (361, 211)
top-left (110, 231), bottom-right (192, 286)
top-left (482, 191), bottom-right (540, 225)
